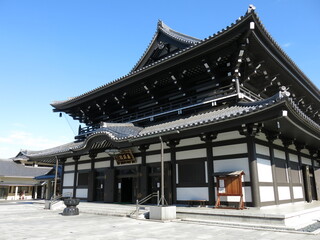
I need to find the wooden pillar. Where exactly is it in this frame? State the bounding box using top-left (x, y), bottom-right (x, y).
top-left (247, 135), bottom-right (260, 207)
top-left (294, 141), bottom-right (305, 199)
top-left (166, 140), bottom-right (179, 204)
top-left (72, 156), bottom-right (80, 198)
top-left (281, 137), bottom-right (294, 202)
top-left (265, 131), bottom-right (279, 205)
top-left (138, 144), bottom-right (149, 200)
top-left (60, 158), bottom-right (66, 195)
top-left (200, 132), bottom-right (217, 206)
top-left (104, 168), bottom-right (115, 203)
top-left (87, 152), bottom-right (97, 202)
top-left (240, 123), bottom-right (262, 207)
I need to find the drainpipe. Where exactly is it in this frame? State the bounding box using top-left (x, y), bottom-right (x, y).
top-left (159, 136), bottom-right (165, 206)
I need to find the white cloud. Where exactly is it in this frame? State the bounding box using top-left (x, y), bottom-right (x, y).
top-left (0, 130), bottom-right (70, 159)
top-left (282, 42), bottom-right (292, 48)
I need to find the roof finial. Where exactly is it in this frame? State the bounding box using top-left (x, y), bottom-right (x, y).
top-left (247, 4), bottom-right (256, 14)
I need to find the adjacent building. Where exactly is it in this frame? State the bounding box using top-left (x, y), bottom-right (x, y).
top-left (15, 6), bottom-right (320, 208)
top-left (0, 159), bottom-right (52, 200)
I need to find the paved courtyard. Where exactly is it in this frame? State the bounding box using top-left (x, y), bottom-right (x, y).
top-left (0, 201), bottom-right (319, 240)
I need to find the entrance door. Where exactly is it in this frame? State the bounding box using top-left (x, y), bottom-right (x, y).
top-left (121, 178), bottom-right (133, 203)
top-left (95, 171), bottom-right (105, 201)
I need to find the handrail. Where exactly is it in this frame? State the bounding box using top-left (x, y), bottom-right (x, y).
top-left (132, 191), bottom-right (159, 219)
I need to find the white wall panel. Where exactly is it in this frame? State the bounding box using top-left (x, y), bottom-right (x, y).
top-left (177, 187), bottom-right (208, 201)
top-left (301, 157), bottom-right (312, 165)
top-left (65, 158), bottom-right (73, 164)
top-left (257, 158), bottom-right (273, 182)
top-left (146, 153), bottom-right (170, 163)
top-left (79, 155), bottom-right (90, 161)
top-left (259, 186), bottom-right (275, 202)
top-left (278, 186), bottom-right (290, 200)
top-left (64, 165), bottom-right (75, 171)
top-left (62, 188), bottom-right (73, 196)
top-left (214, 158), bottom-right (250, 181)
top-left (213, 131), bottom-right (244, 142)
top-left (63, 173), bottom-right (74, 187)
top-left (96, 152), bottom-right (109, 159)
top-left (289, 154), bottom-right (299, 163)
top-left (213, 144), bottom-right (247, 156)
top-left (76, 188), bottom-right (88, 198)
top-left (179, 137), bottom-right (202, 147)
top-left (176, 148), bottom-right (206, 160)
top-left (274, 149), bottom-right (286, 159)
top-left (256, 144), bottom-right (270, 156)
top-left (147, 143), bottom-right (169, 152)
top-left (95, 161), bottom-right (110, 169)
top-left (255, 132), bottom-right (268, 142)
top-left (78, 163), bottom-right (91, 170)
top-left (293, 186), bottom-right (303, 199)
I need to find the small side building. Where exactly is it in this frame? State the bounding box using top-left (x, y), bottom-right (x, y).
top-left (0, 159), bottom-right (52, 200)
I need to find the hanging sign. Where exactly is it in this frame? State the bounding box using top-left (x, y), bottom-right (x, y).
top-left (114, 149), bottom-right (136, 165)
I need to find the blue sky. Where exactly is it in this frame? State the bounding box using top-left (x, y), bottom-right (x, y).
top-left (0, 0), bottom-right (319, 158)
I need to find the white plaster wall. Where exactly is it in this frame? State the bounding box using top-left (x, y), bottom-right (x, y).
top-left (96, 152), bottom-right (109, 159)
top-left (273, 139), bottom-right (283, 147)
top-left (79, 155), bottom-right (90, 161)
top-left (216, 187), bottom-right (251, 202)
top-left (289, 154), bottom-right (299, 163)
top-left (76, 188), bottom-right (88, 198)
top-left (259, 186), bottom-right (275, 202)
top-left (64, 165), bottom-right (75, 171)
top-left (278, 186), bottom-right (291, 200)
top-left (214, 158), bottom-right (250, 181)
top-left (65, 157), bottom-right (73, 164)
top-left (293, 186), bottom-right (304, 199)
top-left (179, 137), bottom-right (202, 147)
top-left (301, 149), bottom-right (309, 155)
top-left (146, 153), bottom-right (170, 163)
top-left (63, 173), bottom-right (74, 187)
top-left (176, 148), bottom-right (206, 160)
top-left (62, 188), bottom-right (73, 196)
top-left (256, 144), bottom-right (270, 156)
top-left (301, 157), bottom-right (312, 165)
top-left (213, 131), bottom-right (244, 142)
top-left (274, 149), bottom-right (286, 160)
top-left (78, 163), bottom-right (91, 170)
top-left (255, 132), bottom-right (268, 142)
top-left (176, 187), bottom-right (209, 201)
top-left (257, 158), bottom-right (273, 182)
top-left (95, 161), bottom-right (110, 169)
top-left (147, 143), bottom-right (169, 152)
top-left (213, 143), bottom-right (247, 156)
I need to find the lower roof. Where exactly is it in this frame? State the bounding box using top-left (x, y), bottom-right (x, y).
top-left (14, 91), bottom-right (320, 164)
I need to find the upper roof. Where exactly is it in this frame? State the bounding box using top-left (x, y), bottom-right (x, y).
top-left (0, 159), bottom-right (52, 178)
top-left (51, 7), bottom-right (319, 111)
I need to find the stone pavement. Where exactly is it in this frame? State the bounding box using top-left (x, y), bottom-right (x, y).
top-left (0, 200), bottom-right (319, 240)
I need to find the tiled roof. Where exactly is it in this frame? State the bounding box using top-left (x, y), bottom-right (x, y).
top-left (0, 159), bottom-right (52, 178)
top-left (21, 91), bottom-right (320, 161)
